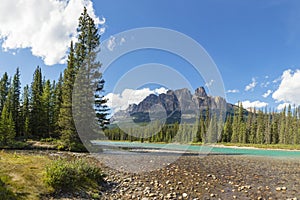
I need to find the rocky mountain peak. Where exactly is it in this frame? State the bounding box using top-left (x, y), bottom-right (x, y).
top-left (195, 87), bottom-right (207, 97)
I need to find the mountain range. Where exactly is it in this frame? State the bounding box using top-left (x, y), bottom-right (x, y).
top-left (112, 87), bottom-right (237, 124)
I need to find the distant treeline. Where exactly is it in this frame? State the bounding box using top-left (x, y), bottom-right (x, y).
top-left (105, 104), bottom-right (300, 145)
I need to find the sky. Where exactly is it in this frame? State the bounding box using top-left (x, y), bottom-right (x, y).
top-left (1, 0), bottom-right (300, 112)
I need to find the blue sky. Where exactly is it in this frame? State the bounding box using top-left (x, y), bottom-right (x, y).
top-left (1, 0), bottom-right (300, 111)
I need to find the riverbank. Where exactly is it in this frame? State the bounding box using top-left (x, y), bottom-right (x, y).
top-left (1, 148), bottom-right (300, 199)
top-left (208, 143), bottom-right (300, 152)
top-left (209, 143), bottom-right (300, 151)
top-left (98, 153), bottom-right (300, 199)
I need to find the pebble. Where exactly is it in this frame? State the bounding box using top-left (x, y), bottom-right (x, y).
top-left (182, 193), bottom-right (188, 198)
top-left (281, 186), bottom-right (287, 191)
top-left (276, 186), bottom-right (287, 191)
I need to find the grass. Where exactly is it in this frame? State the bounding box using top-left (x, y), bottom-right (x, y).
top-left (0, 150), bottom-right (106, 200)
top-left (0, 150), bottom-right (52, 200)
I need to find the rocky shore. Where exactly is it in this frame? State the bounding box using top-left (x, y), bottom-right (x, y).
top-left (97, 154), bottom-right (300, 200)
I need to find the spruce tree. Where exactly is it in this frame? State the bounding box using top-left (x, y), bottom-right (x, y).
top-left (12, 68), bottom-right (21, 137)
top-left (41, 80), bottom-right (52, 138)
top-left (30, 66), bottom-right (44, 138)
top-left (21, 85), bottom-right (30, 137)
top-left (60, 7), bottom-right (109, 151)
top-left (0, 72), bottom-right (9, 114)
top-left (58, 41), bottom-right (78, 150)
top-left (53, 74), bottom-right (63, 136)
top-left (0, 89), bottom-right (16, 145)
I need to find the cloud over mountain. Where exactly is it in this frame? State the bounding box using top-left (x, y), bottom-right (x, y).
top-left (105, 87), bottom-right (168, 113)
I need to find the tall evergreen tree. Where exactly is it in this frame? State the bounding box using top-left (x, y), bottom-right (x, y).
top-left (41, 80), bottom-right (52, 138)
top-left (0, 72), bottom-right (9, 114)
top-left (0, 89), bottom-right (15, 145)
top-left (279, 106), bottom-right (286, 144)
top-left (60, 7), bottom-right (109, 151)
top-left (12, 68), bottom-right (21, 137)
top-left (21, 85), bottom-right (30, 137)
top-left (30, 66), bottom-right (44, 138)
top-left (58, 41), bottom-right (78, 150)
top-left (53, 74), bottom-right (63, 135)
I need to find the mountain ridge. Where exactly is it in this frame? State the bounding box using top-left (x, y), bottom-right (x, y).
top-left (112, 87), bottom-right (236, 124)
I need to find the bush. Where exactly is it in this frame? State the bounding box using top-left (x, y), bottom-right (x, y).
top-left (44, 159), bottom-right (104, 192)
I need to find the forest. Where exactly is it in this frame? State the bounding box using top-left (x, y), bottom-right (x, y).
top-left (104, 103), bottom-right (300, 145)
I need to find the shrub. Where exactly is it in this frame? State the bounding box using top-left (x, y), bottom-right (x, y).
top-left (44, 159), bottom-right (104, 192)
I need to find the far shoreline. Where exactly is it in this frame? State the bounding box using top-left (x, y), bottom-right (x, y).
top-left (206, 143), bottom-right (300, 152)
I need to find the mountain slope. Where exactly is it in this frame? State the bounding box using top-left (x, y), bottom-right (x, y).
top-left (112, 87), bottom-right (235, 124)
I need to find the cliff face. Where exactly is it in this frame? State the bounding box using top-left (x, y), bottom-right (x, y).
top-left (113, 87), bottom-right (233, 124)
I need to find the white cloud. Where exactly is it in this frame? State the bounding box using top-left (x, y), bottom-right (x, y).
top-left (205, 79), bottom-right (214, 87)
top-left (245, 78), bottom-right (257, 91)
top-left (272, 77), bottom-right (281, 83)
top-left (0, 0), bottom-right (104, 65)
top-left (226, 89), bottom-right (239, 94)
top-left (154, 87), bottom-right (168, 94)
top-left (107, 36), bottom-right (116, 51)
top-left (120, 37), bottom-right (126, 45)
top-left (272, 69), bottom-right (300, 105)
top-left (277, 103), bottom-right (290, 111)
top-left (105, 87), bottom-right (167, 113)
top-left (236, 100), bottom-right (268, 109)
top-left (260, 81), bottom-right (270, 88)
top-left (262, 90), bottom-right (273, 98)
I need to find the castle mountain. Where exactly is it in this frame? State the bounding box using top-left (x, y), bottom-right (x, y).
top-left (113, 87), bottom-right (236, 124)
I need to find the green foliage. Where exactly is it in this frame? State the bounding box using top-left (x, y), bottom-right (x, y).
top-left (44, 159), bottom-right (104, 192)
top-left (0, 178), bottom-right (17, 200)
top-left (0, 102), bottom-right (16, 145)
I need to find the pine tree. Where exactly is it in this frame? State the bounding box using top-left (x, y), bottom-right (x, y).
top-left (0, 90), bottom-right (15, 145)
top-left (231, 108), bottom-right (239, 143)
top-left (256, 110), bottom-right (265, 144)
top-left (41, 80), bottom-right (52, 138)
top-left (249, 108), bottom-right (257, 143)
top-left (53, 74), bottom-right (63, 136)
top-left (61, 7), bottom-right (109, 151)
top-left (11, 68), bottom-right (21, 137)
top-left (58, 41), bottom-right (78, 150)
top-left (271, 110), bottom-right (279, 144)
top-left (0, 72), bottom-right (9, 114)
top-left (30, 66), bottom-right (44, 138)
top-left (21, 85), bottom-right (30, 137)
top-left (279, 106), bottom-right (286, 144)
top-left (286, 104), bottom-right (293, 144)
top-left (223, 115), bottom-right (232, 142)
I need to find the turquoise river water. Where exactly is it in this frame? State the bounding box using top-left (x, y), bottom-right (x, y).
top-left (94, 141), bottom-right (300, 159)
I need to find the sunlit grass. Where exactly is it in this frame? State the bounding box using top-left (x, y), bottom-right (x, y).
top-left (0, 150), bottom-right (52, 200)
